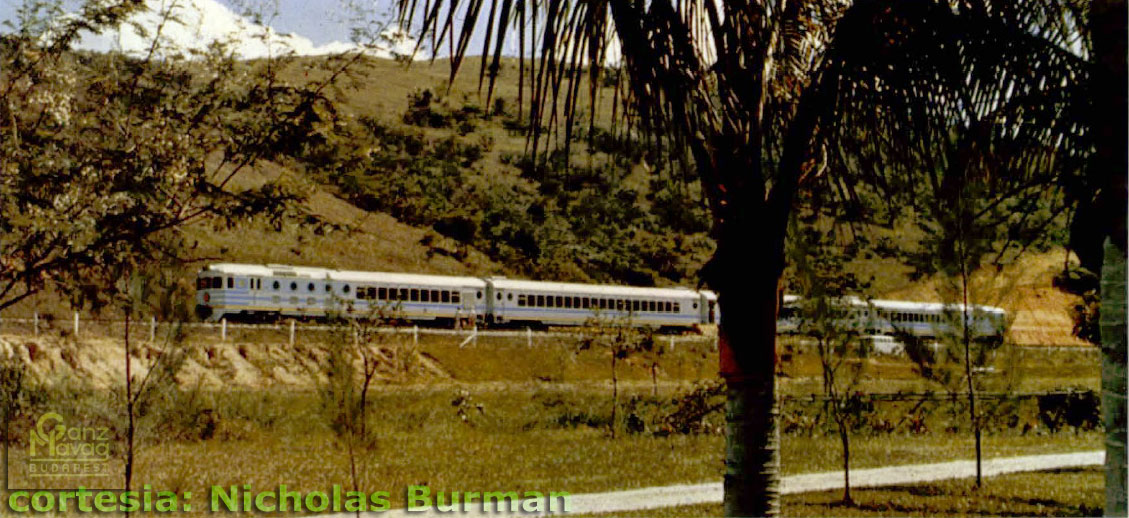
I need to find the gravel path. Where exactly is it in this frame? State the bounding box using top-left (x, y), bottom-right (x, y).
top-left (322, 450), bottom-right (1103, 517)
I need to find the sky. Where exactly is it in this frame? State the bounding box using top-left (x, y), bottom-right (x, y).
top-left (0, 0), bottom-right (605, 62)
top-left (0, 0), bottom-right (393, 46)
top-left (0, 0), bottom-right (436, 57)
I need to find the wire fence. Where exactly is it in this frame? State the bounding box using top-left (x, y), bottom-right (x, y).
top-left (0, 312), bottom-right (1095, 352)
top-left (0, 312), bottom-right (720, 349)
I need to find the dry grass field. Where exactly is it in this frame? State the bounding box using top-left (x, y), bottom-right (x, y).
top-left (0, 321), bottom-right (1104, 516)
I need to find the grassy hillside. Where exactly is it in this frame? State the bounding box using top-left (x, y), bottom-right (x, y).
top-left (6, 54), bottom-right (1090, 349)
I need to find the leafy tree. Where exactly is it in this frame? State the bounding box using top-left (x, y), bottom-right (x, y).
top-left (786, 221), bottom-right (871, 504)
top-left (576, 314), bottom-right (656, 438)
top-left (1087, 1), bottom-right (1128, 513)
top-left (0, 0), bottom-right (364, 314)
top-left (394, 1), bottom-right (1092, 514)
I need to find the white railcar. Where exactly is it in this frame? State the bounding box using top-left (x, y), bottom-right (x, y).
top-left (195, 263), bottom-right (486, 323)
top-left (486, 278), bottom-right (707, 330)
top-left (776, 295), bottom-right (1007, 340)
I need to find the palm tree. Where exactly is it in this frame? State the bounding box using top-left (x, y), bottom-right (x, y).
top-left (392, 1), bottom-right (1092, 515)
top-left (1088, 1), bottom-right (1127, 514)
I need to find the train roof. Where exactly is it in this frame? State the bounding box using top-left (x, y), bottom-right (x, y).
top-left (201, 263), bottom-right (485, 288)
top-left (868, 298), bottom-right (1007, 315)
top-left (489, 278), bottom-right (700, 299)
top-left (334, 270), bottom-right (486, 288)
top-left (780, 293), bottom-right (1006, 315)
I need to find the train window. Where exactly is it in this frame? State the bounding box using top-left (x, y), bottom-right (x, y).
top-left (431, 290), bottom-right (440, 302)
top-left (537, 295), bottom-right (545, 307)
top-left (692, 302), bottom-right (699, 310)
top-left (615, 300), bottom-right (623, 311)
top-left (307, 283), bottom-right (315, 292)
top-left (564, 297), bottom-right (572, 309)
top-left (227, 277), bottom-right (234, 289)
top-left (343, 285), bottom-right (351, 294)
top-left (508, 293), bottom-right (514, 301)
top-left (452, 292), bottom-right (461, 304)
top-left (357, 288), bottom-right (366, 300)
top-left (273, 280), bottom-right (280, 290)
top-left (378, 287), bottom-right (386, 300)
top-left (517, 295), bottom-right (525, 307)
top-left (325, 284), bottom-right (332, 293)
top-left (477, 291), bottom-right (483, 300)
top-left (581, 298), bottom-right (589, 309)
top-left (442, 291), bottom-right (451, 303)
top-left (674, 303), bottom-right (681, 312)
top-left (290, 282), bottom-right (298, 291)
top-left (410, 289), bottom-right (419, 302)
top-left (421, 290), bottom-right (430, 302)
top-left (399, 288), bottom-right (409, 300)
top-left (496, 293), bottom-right (502, 301)
top-left (572, 297), bottom-right (579, 308)
top-left (552, 296), bottom-right (560, 307)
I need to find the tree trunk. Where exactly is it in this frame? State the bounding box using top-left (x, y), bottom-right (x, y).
top-left (839, 416), bottom-right (852, 505)
top-left (719, 246), bottom-right (782, 517)
top-left (1090, 1), bottom-right (1127, 514)
top-left (1100, 239), bottom-right (1127, 516)
top-left (123, 310), bottom-right (134, 515)
top-left (611, 351), bottom-right (618, 439)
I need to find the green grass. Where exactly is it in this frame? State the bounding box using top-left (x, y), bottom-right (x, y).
top-left (579, 468), bottom-right (1104, 517)
top-left (5, 385), bottom-right (1102, 514)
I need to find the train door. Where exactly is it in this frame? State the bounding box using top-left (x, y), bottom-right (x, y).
top-left (484, 284), bottom-right (496, 324)
top-left (460, 289), bottom-right (477, 327)
top-left (493, 288), bottom-right (507, 324)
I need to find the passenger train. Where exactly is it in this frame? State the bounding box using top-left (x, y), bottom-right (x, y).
top-left (776, 295), bottom-right (1008, 341)
top-left (194, 263), bottom-right (1006, 339)
top-left (195, 263), bottom-right (719, 331)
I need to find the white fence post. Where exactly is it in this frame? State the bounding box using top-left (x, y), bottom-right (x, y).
top-left (221, 318), bottom-right (227, 342)
top-left (33, 312), bottom-right (39, 336)
top-left (458, 327), bottom-right (477, 348)
top-left (73, 311), bottom-right (79, 337)
top-left (150, 316), bottom-right (156, 342)
top-left (413, 325), bottom-right (419, 347)
top-left (669, 335), bottom-right (675, 351)
top-left (527, 327), bottom-right (532, 347)
top-left (289, 320), bottom-right (296, 346)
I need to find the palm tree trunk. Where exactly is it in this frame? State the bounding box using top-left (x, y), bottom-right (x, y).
top-left (1090, 1), bottom-right (1127, 514)
top-left (720, 263), bottom-right (781, 517)
top-left (1100, 239), bottom-right (1127, 516)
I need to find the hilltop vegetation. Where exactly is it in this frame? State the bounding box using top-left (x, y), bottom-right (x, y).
top-left (268, 57), bottom-right (715, 287)
top-left (3, 51), bottom-right (1087, 345)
